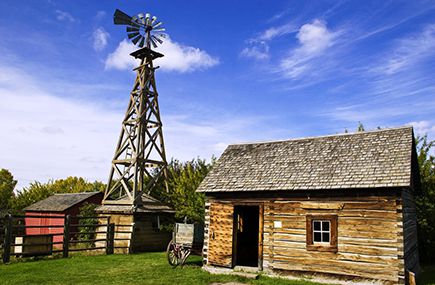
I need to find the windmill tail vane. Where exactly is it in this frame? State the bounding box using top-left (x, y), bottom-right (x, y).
top-left (113, 9), bottom-right (166, 49)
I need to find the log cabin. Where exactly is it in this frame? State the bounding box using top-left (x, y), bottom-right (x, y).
top-left (197, 126), bottom-right (420, 285)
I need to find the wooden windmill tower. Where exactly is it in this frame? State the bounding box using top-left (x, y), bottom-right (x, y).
top-left (96, 10), bottom-right (174, 254)
top-left (102, 9), bottom-right (169, 207)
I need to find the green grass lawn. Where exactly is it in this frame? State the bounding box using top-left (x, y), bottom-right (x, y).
top-left (0, 252), bottom-right (322, 285)
top-left (1, 252), bottom-right (434, 285)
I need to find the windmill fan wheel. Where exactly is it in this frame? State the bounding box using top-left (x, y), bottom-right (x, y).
top-left (114, 9), bottom-right (166, 48)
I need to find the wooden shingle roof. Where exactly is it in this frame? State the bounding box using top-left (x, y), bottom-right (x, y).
top-left (24, 192), bottom-right (102, 212)
top-left (197, 126), bottom-right (415, 193)
top-left (96, 194), bottom-right (175, 214)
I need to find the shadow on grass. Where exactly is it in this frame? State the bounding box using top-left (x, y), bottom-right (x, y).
top-left (183, 258), bottom-right (203, 267)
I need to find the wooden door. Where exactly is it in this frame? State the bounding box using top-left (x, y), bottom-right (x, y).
top-left (207, 202), bottom-right (234, 267)
top-left (258, 204), bottom-right (264, 270)
top-left (233, 205), bottom-right (259, 267)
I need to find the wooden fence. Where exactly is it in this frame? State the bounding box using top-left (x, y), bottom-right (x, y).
top-left (2, 214), bottom-right (116, 263)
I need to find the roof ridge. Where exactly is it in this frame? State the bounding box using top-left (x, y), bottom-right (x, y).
top-left (53, 191), bottom-right (100, 196)
top-left (229, 125), bottom-right (413, 147)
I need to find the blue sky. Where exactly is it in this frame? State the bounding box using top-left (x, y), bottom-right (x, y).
top-left (1, 0), bottom-right (434, 189)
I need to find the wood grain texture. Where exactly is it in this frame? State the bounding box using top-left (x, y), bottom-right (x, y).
top-left (263, 194), bottom-right (404, 283)
top-left (207, 202), bottom-right (233, 267)
top-left (402, 188), bottom-right (420, 278)
top-left (204, 189), bottom-right (417, 284)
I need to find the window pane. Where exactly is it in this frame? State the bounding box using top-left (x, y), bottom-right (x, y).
top-left (322, 232), bottom-right (330, 242)
top-left (322, 221), bottom-right (330, 231)
top-left (313, 221), bottom-right (321, 231)
top-left (314, 232), bottom-right (321, 242)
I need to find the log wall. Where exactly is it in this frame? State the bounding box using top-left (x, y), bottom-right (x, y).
top-left (204, 190), bottom-right (416, 285)
top-left (202, 201), bottom-right (210, 264)
top-left (96, 213), bottom-right (133, 254)
top-left (401, 188), bottom-right (420, 278)
top-left (264, 195), bottom-right (403, 284)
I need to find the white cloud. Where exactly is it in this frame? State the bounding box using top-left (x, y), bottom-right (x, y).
top-left (105, 37), bottom-right (219, 73)
top-left (241, 22), bottom-right (296, 61)
top-left (0, 65), bottom-right (273, 189)
top-left (279, 19), bottom-right (336, 79)
top-left (92, 27), bottom-right (110, 51)
top-left (0, 66), bottom-right (121, 189)
top-left (163, 114), bottom-right (275, 162)
top-left (296, 20), bottom-right (334, 54)
top-left (155, 37), bottom-right (219, 72)
top-left (55, 10), bottom-right (75, 22)
top-left (320, 102), bottom-right (416, 125)
top-left (240, 42), bottom-right (270, 60)
top-left (258, 23), bottom-right (296, 41)
top-left (407, 121), bottom-right (435, 136)
top-left (372, 25), bottom-right (435, 75)
top-left (95, 11), bottom-right (106, 21)
top-left (104, 39), bottom-right (137, 70)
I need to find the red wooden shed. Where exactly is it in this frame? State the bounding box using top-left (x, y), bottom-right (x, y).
top-left (24, 192), bottom-right (103, 244)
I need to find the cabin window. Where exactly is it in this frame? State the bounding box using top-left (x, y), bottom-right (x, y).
top-left (152, 215), bottom-right (161, 231)
top-left (306, 215), bottom-right (337, 252)
top-left (312, 220), bottom-right (330, 243)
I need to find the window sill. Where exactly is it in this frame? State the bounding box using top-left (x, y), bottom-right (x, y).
top-left (306, 244), bottom-right (337, 252)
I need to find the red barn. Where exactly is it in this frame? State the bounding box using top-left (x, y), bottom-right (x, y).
top-left (24, 192), bottom-right (103, 244)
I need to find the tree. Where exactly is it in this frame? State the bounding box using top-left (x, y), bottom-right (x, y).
top-left (150, 158), bottom-right (214, 223)
top-left (356, 122), bottom-right (365, 132)
top-left (77, 202), bottom-right (99, 247)
top-left (11, 177), bottom-right (105, 213)
top-left (11, 181), bottom-right (52, 213)
top-left (415, 135), bottom-right (435, 262)
top-left (0, 169), bottom-right (17, 213)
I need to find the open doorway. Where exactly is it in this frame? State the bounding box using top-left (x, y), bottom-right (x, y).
top-left (233, 205), bottom-right (259, 267)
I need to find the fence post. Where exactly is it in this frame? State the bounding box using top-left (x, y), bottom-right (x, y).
top-left (63, 215), bottom-right (70, 258)
top-left (106, 223), bottom-right (115, 255)
top-left (2, 214), bottom-right (12, 263)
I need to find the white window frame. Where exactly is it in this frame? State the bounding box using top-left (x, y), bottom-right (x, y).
top-left (312, 220), bottom-right (331, 244)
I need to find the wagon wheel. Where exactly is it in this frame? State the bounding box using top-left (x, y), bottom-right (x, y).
top-left (179, 247), bottom-right (191, 267)
top-left (166, 239), bottom-right (179, 267)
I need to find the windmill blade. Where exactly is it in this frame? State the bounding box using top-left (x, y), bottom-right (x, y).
top-left (128, 32), bottom-right (140, 39)
top-left (153, 28), bottom-right (165, 32)
top-left (137, 13), bottom-right (146, 25)
top-left (138, 37), bottom-right (145, 48)
top-left (130, 16), bottom-right (143, 27)
top-left (151, 16), bottom-right (157, 25)
top-left (152, 35), bottom-right (163, 44)
top-left (130, 21), bottom-right (141, 28)
top-left (114, 9), bottom-right (132, 25)
top-left (150, 37), bottom-right (158, 48)
top-left (145, 13), bottom-right (150, 25)
top-left (132, 35), bottom-right (143, 45)
top-left (156, 33), bottom-right (166, 38)
top-left (126, 26), bottom-right (139, 33)
top-left (153, 21), bottom-right (163, 29)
